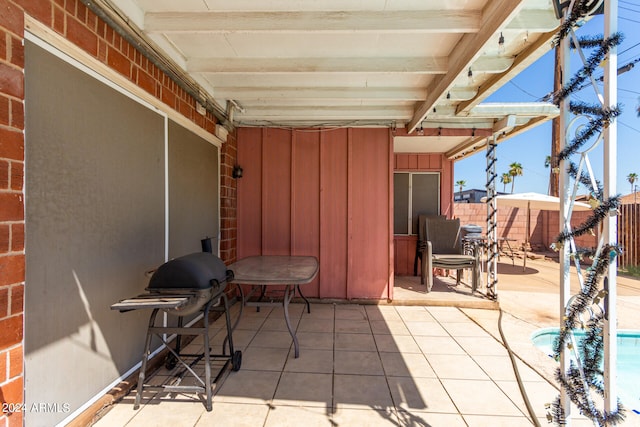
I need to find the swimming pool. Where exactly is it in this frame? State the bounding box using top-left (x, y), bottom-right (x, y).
top-left (531, 328), bottom-right (640, 414)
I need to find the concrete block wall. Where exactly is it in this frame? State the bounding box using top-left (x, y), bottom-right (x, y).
top-left (454, 203), bottom-right (598, 251)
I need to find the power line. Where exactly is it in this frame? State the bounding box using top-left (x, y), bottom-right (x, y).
top-left (620, 6), bottom-right (640, 14)
top-left (507, 80), bottom-right (542, 100)
top-left (619, 87), bottom-right (640, 95)
top-left (620, 16), bottom-right (640, 24)
top-left (619, 121), bottom-right (640, 135)
top-left (619, 41), bottom-right (640, 57)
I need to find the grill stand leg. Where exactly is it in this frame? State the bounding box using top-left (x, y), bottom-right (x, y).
top-left (202, 302), bottom-right (213, 411)
top-left (132, 295), bottom-right (239, 412)
top-left (134, 308), bottom-right (160, 410)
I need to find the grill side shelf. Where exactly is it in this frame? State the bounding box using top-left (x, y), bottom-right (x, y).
top-left (110, 295), bottom-right (190, 312)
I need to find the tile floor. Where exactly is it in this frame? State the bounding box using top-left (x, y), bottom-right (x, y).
top-left (93, 301), bottom-right (600, 427)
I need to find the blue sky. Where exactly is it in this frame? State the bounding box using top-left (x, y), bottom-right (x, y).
top-left (455, 5), bottom-right (640, 196)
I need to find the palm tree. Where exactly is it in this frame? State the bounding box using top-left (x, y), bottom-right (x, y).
top-left (628, 172), bottom-right (638, 194)
top-left (508, 162), bottom-right (523, 193)
top-left (500, 173), bottom-right (512, 193)
top-left (455, 180), bottom-right (466, 194)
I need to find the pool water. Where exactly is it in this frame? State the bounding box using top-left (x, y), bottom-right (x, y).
top-left (532, 328), bottom-right (640, 413)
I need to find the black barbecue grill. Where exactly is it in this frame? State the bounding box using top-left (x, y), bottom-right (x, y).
top-left (111, 252), bottom-right (241, 411)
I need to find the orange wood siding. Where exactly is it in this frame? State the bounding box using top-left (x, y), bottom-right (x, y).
top-left (349, 129), bottom-right (391, 299)
top-left (262, 128), bottom-right (292, 254)
top-left (237, 127), bottom-right (391, 300)
top-left (292, 131), bottom-right (321, 297)
top-left (319, 129), bottom-right (349, 298)
top-left (394, 235), bottom-right (418, 276)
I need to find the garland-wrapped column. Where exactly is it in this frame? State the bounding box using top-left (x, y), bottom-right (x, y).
top-left (603, 0), bottom-right (618, 415)
top-left (485, 135), bottom-right (498, 299)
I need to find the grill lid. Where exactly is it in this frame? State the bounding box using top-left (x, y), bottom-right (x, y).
top-left (148, 252), bottom-right (230, 290)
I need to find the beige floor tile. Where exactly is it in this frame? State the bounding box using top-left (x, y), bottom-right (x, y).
top-left (440, 321), bottom-right (489, 337)
top-left (495, 380), bottom-right (559, 418)
top-left (395, 410), bottom-right (467, 427)
top-left (214, 370), bottom-right (281, 403)
top-left (273, 372), bottom-right (333, 407)
top-left (261, 316), bottom-right (293, 331)
top-left (334, 374), bottom-right (394, 409)
top-left (249, 330), bottom-right (296, 349)
top-left (380, 352), bottom-right (436, 378)
top-left (334, 319), bottom-right (371, 334)
top-left (234, 304), bottom-right (272, 319)
top-left (387, 376), bottom-right (458, 413)
top-left (365, 305), bottom-right (402, 322)
top-left (284, 348), bottom-right (334, 373)
top-left (426, 306), bottom-right (469, 322)
top-left (404, 321), bottom-right (449, 336)
top-left (374, 334), bottom-right (421, 353)
top-left (472, 355), bottom-right (547, 382)
top-left (335, 332), bottom-right (377, 351)
top-left (370, 320), bottom-right (411, 335)
top-left (463, 414), bottom-right (534, 426)
top-left (441, 378), bottom-right (524, 416)
top-left (269, 302), bottom-right (307, 318)
top-left (414, 335), bottom-right (466, 355)
top-left (92, 399), bottom-right (141, 426)
top-left (195, 402), bottom-right (270, 426)
top-left (331, 407), bottom-right (399, 426)
top-left (296, 331), bottom-right (334, 350)
top-left (454, 336), bottom-right (508, 356)
top-left (240, 346), bottom-right (289, 371)
top-left (123, 399), bottom-right (205, 427)
top-left (265, 405), bottom-right (334, 427)
top-left (395, 306), bottom-right (435, 321)
top-left (427, 354), bottom-right (489, 380)
top-left (305, 303), bottom-right (335, 320)
top-left (334, 350), bottom-right (383, 375)
top-left (211, 328), bottom-right (256, 351)
top-left (297, 317), bottom-right (334, 333)
top-left (334, 304), bottom-right (368, 320)
top-left (235, 315), bottom-right (268, 330)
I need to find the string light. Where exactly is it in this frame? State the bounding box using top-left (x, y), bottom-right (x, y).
top-left (467, 67), bottom-right (474, 84)
top-left (498, 32), bottom-right (505, 53)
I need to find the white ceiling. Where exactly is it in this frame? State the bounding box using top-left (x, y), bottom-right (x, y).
top-left (105, 0), bottom-right (561, 158)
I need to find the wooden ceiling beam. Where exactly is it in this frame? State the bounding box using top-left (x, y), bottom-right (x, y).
top-left (407, 0), bottom-right (526, 133)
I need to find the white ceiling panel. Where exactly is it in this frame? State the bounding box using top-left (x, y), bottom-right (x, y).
top-left (107, 0), bottom-right (560, 150)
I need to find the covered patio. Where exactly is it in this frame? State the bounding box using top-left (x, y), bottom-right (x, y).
top-left (0, 1), bottom-right (627, 427)
top-left (92, 257), bottom-right (640, 426)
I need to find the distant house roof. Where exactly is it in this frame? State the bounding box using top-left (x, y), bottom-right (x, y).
top-left (619, 192), bottom-right (640, 205)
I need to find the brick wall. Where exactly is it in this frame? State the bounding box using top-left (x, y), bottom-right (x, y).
top-left (220, 129), bottom-right (238, 264)
top-left (0, 1), bottom-right (236, 425)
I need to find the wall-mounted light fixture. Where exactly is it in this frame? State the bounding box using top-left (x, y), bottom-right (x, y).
top-left (232, 165), bottom-right (243, 179)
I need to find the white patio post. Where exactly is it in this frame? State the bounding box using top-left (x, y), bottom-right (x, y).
top-left (558, 6), bottom-right (572, 422)
top-left (603, 0), bottom-right (618, 415)
top-left (486, 134), bottom-right (498, 299)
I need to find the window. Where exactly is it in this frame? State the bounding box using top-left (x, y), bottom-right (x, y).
top-left (393, 172), bottom-right (440, 235)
